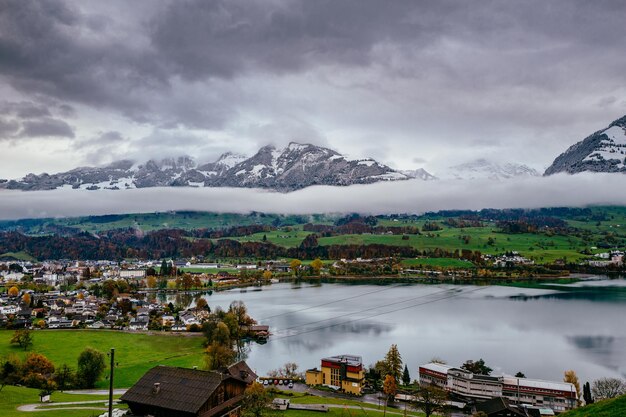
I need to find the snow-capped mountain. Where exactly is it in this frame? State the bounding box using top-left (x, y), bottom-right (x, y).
top-left (443, 159), bottom-right (540, 180)
top-left (545, 115), bottom-right (626, 175)
top-left (1, 142), bottom-right (419, 192)
top-left (400, 168), bottom-right (437, 181)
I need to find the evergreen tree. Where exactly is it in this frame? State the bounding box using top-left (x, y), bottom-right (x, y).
top-left (402, 364), bottom-right (411, 386)
top-left (161, 260), bottom-right (169, 276)
top-left (583, 381), bottom-right (594, 405)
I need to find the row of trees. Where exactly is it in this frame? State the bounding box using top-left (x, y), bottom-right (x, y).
top-left (0, 345), bottom-right (106, 393)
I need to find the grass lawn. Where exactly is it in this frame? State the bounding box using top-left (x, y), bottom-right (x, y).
top-left (0, 330), bottom-right (206, 388)
top-left (0, 251), bottom-right (36, 261)
top-left (274, 391), bottom-right (424, 417)
top-left (401, 258), bottom-right (475, 269)
top-left (560, 394), bottom-right (626, 416)
top-left (0, 385), bottom-right (122, 417)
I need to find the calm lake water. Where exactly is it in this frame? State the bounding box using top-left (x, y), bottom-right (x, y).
top-left (191, 278), bottom-right (626, 384)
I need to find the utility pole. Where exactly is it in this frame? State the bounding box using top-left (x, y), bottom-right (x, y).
top-left (109, 348), bottom-right (115, 417)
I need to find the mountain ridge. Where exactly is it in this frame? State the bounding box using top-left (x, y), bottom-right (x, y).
top-left (1, 142), bottom-right (427, 192)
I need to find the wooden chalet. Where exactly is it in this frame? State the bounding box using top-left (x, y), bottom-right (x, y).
top-left (121, 365), bottom-right (247, 417)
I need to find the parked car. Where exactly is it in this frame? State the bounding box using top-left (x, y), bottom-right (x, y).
top-left (288, 382), bottom-right (294, 389)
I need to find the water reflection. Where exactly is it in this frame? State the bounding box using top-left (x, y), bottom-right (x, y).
top-left (166, 278), bottom-right (626, 382)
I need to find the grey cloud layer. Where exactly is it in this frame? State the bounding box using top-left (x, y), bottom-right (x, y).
top-left (1, 0), bottom-right (626, 175)
top-left (1, 174), bottom-right (625, 220)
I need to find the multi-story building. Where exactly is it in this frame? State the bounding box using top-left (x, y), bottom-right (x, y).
top-left (305, 354), bottom-right (365, 395)
top-left (419, 363), bottom-right (577, 413)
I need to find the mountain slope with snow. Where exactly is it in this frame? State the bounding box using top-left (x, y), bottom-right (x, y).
top-left (545, 115), bottom-right (626, 175)
top-left (444, 159), bottom-right (540, 180)
top-left (1, 142), bottom-right (423, 192)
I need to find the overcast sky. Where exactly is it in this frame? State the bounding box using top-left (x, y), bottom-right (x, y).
top-left (1, 0), bottom-right (626, 180)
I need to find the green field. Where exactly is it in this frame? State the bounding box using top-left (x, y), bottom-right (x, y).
top-left (0, 251), bottom-right (36, 261)
top-left (0, 330), bottom-right (206, 389)
top-left (0, 385), bottom-right (122, 417)
top-left (560, 394), bottom-right (626, 417)
top-left (401, 257), bottom-right (475, 268)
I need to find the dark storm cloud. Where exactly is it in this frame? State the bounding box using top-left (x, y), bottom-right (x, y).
top-left (17, 118), bottom-right (75, 138)
top-left (0, 0), bottom-right (167, 120)
top-left (1, 0), bottom-right (625, 171)
top-left (149, 0), bottom-right (421, 80)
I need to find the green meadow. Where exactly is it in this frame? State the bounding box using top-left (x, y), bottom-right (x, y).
top-left (0, 330), bottom-right (206, 389)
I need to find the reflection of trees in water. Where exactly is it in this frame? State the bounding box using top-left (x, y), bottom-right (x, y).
top-left (511, 287), bottom-right (626, 302)
top-left (567, 335), bottom-right (626, 377)
top-left (175, 292), bottom-right (194, 308)
top-left (279, 320), bottom-right (394, 353)
top-left (237, 341), bottom-right (251, 362)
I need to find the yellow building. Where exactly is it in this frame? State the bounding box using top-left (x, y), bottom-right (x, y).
top-left (305, 354), bottom-right (365, 395)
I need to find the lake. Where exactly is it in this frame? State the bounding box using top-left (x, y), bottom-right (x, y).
top-left (193, 278), bottom-right (626, 384)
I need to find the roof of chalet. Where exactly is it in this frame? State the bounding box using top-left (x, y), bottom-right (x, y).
top-left (120, 366), bottom-right (226, 414)
top-left (475, 397), bottom-right (526, 416)
top-left (225, 361), bottom-right (258, 384)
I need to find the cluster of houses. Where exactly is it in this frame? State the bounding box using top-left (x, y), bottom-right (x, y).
top-left (483, 252), bottom-right (535, 268)
top-left (587, 250), bottom-right (624, 267)
top-left (0, 289), bottom-right (210, 332)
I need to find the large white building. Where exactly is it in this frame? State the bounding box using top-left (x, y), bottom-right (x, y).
top-left (419, 363), bottom-right (577, 413)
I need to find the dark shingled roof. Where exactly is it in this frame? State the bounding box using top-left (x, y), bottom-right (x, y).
top-left (475, 397), bottom-right (526, 416)
top-left (120, 366), bottom-right (224, 414)
top-left (225, 361), bottom-right (258, 385)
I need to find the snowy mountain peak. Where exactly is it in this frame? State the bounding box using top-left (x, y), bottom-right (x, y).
top-left (445, 159), bottom-right (540, 180)
top-left (545, 114), bottom-right (626, 175)
top-left (2, 142), bottom-right (423, 192)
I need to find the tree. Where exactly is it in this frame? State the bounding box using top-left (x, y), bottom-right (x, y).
top-left (160, 260), bottom-right (170, 276)
top-left (196, 298), bottom-right (208, 311)
top-left (242, 382), bottom-right (273, 417)
top-left (461, 359), bottom-right (492, 376)
top-left (22, 293), bottom-right (31, 306)
top-left (411, 385), bottom-right (448, 417)
top-left (23, 353), bottom-right (55, 381)
top-left (204, 342), bottom-right (235, 370)
top-left (0, 356), bottom-right (22, 392)
top-left (53, 364), bottom-right (75, 391)
top-left (262, 270), bottom-right (272, 281)
top-left (8, 286), bottom-right (19, 297)
top-left (402, 364), bottom-right (411, 386)
top-left (383, 344), bottom-right (403, 383)
top-left (591, 377), bottom-right (626, 400)
top-left (290, 259), bottom-right (302, 276)
top-left (515, 371), bottom-right (526, 378)
top-left (76, 348), bottom-right (106, 389)
top-left (282, 362), bottom-right (299, 378)
top-left (383, 374), bottom-right (397, 416)
top-left (564, 370), bottom-right (582, 405)
top-left (10, 329), bottom-right (33, 350)
top-left (583, 381), bottom-right (594, 405)
top-left (311, 258), bottom-right (323, 274)
top-left (146, 276), bottom-right (157, 289)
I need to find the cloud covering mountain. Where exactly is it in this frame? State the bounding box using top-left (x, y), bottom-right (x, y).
top-left (2, 174), bottom-right (626, 220)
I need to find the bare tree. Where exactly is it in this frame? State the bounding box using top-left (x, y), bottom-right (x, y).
top-left (592, 377), bottom-right (626, 400)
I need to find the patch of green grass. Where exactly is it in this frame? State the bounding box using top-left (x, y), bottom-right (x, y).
top-left (0, 385), bottom-right (121, 417)
top-left (560, 394), bottom-right (626, 417)
top-left (401, 258), bottom-right (475, 268)
top-left (0, 330), bottom-right (206, 388)
top-left (0, 251), bottom-right (36, 261)
top-left (318, 226), bottom-right (588, 264)
top-left (221, 230), bottom-right (313, 248)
